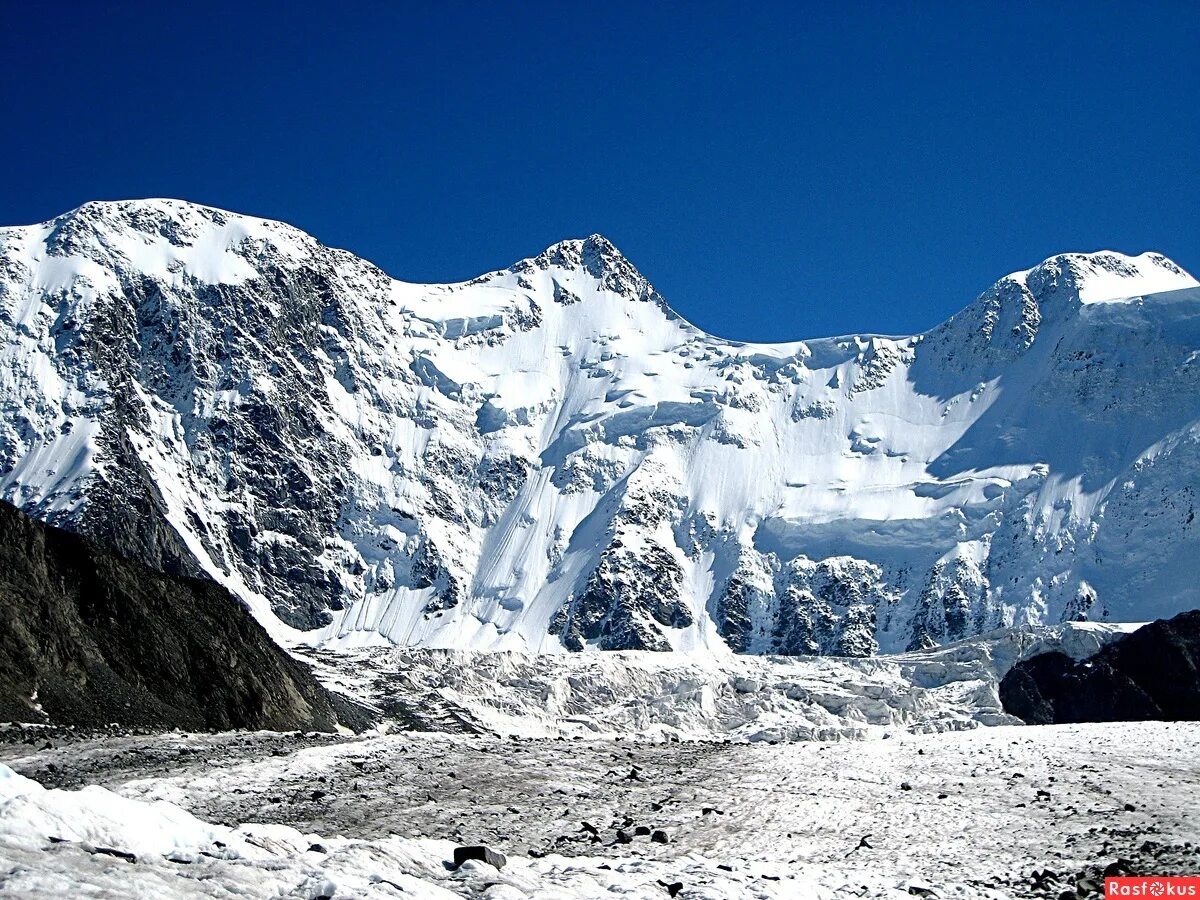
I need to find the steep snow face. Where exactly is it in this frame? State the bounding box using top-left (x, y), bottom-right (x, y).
top-left (1, 199), bottom-right (1198, 653)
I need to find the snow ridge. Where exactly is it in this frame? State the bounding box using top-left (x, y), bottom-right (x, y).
top-left (1, 198), bottom-right (1198, 654)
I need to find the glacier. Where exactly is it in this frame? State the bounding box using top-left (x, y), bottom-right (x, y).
top-left (1, 198), bottom-right (1198, 655)
top-left (3, 720), bottom-right (1200, 898)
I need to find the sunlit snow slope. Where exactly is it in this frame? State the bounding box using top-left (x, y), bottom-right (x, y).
top-left (1, 200), bottom-right (1198, 654)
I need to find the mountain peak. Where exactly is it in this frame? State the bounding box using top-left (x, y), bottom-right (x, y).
top-left (1007, 250), bottom-right (1196, 306)
top-left (924, 249), bottom-right (1199, 367)
top-left (517, 233), bottom-right (626, 272)
top-left (51, 198), bottom-right (243, 235)
top-left (580, 231), bottom-right (619, 255)
top-left (511, 233), bottom-right (674, 314)
top-left (4, 199), bottom-right (1200, 657)
top-left (18, 198), bottom-right (318, 286)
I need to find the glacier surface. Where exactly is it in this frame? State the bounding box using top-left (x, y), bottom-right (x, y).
top-left (3, 720), bottom-right (1199, 898)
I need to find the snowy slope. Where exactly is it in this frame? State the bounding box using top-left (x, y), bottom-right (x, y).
top-left (1, 199), bottom-right (1198, 654)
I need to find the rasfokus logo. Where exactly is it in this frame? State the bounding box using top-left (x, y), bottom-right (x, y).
top-left (1106, 878), bottom-right (1200, 897)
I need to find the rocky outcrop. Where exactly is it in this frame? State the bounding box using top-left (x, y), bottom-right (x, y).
top-left (711, 553), bottom-right (893, 656)
top-left (552, 541), bottom-right (691, 651)
top-left (999, 609), bottom-right (1200, 724)
top-left (0, 500), bottom-right (346, 731)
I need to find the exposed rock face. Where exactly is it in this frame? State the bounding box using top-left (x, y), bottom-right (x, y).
top-left (772, 556), bottom-right (890, 656)
top-left (907, 552), bottom-right (998, 651)
top-left (999, 609), bottom-right (1200, 724)
top-left (713, 553), bottom-right (894, 656)
top-left (552, 540), bottom-right (691, 651)
top-left (0, 500), bottom-right (344, 731)
top-left (2, 199), bottom-right (1199, 654)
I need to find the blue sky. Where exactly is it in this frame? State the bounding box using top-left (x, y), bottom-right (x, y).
top-left (1, 2), bottom-right (1196, 340)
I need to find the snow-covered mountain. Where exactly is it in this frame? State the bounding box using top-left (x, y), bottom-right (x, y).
top-left (2, 199), bottom-right (1198, 654)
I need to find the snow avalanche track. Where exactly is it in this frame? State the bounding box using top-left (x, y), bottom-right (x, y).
top-left (3, 199), bottom-right (1200, 655)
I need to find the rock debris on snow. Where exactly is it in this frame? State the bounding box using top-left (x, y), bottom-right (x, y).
top-left (11, 720), bottom-right (1188, 897)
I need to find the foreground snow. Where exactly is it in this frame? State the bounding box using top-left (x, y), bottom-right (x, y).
top-left (2, 721), bottom-right (1198, 899)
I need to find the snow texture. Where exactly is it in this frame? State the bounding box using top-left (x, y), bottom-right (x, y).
top-left (295, 621), bottom-right (1139, 742)
top-left (2, 199), bottom-right (1199, 653)
top-left (2, 720), bottom-right (1198, 899)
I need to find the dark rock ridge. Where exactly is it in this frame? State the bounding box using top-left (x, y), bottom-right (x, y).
top-left (0, 499), bottom-right (345, 731)
top-left (999, 609), bottom-right (1200, 724)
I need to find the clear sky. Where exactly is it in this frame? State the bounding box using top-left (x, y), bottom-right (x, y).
top-left (2, 2), bottom-right (1196, 341)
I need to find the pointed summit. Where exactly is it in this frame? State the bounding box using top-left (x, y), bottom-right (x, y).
top-left (513, 233), bottom-right (674, 314)
top-left (578, 233), bottom-right (621, 271)
top-left (518, 233), bottom-right (626, 274)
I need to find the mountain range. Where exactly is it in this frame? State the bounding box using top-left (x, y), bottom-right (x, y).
top-left (2, 199), bottom-right (1197, 655)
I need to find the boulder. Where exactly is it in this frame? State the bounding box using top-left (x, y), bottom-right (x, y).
top-left (452, 845), bottom-right (507, 870)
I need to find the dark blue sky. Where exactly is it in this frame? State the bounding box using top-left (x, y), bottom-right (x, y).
top-left (2, 2), bottom-right (1196, 340)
